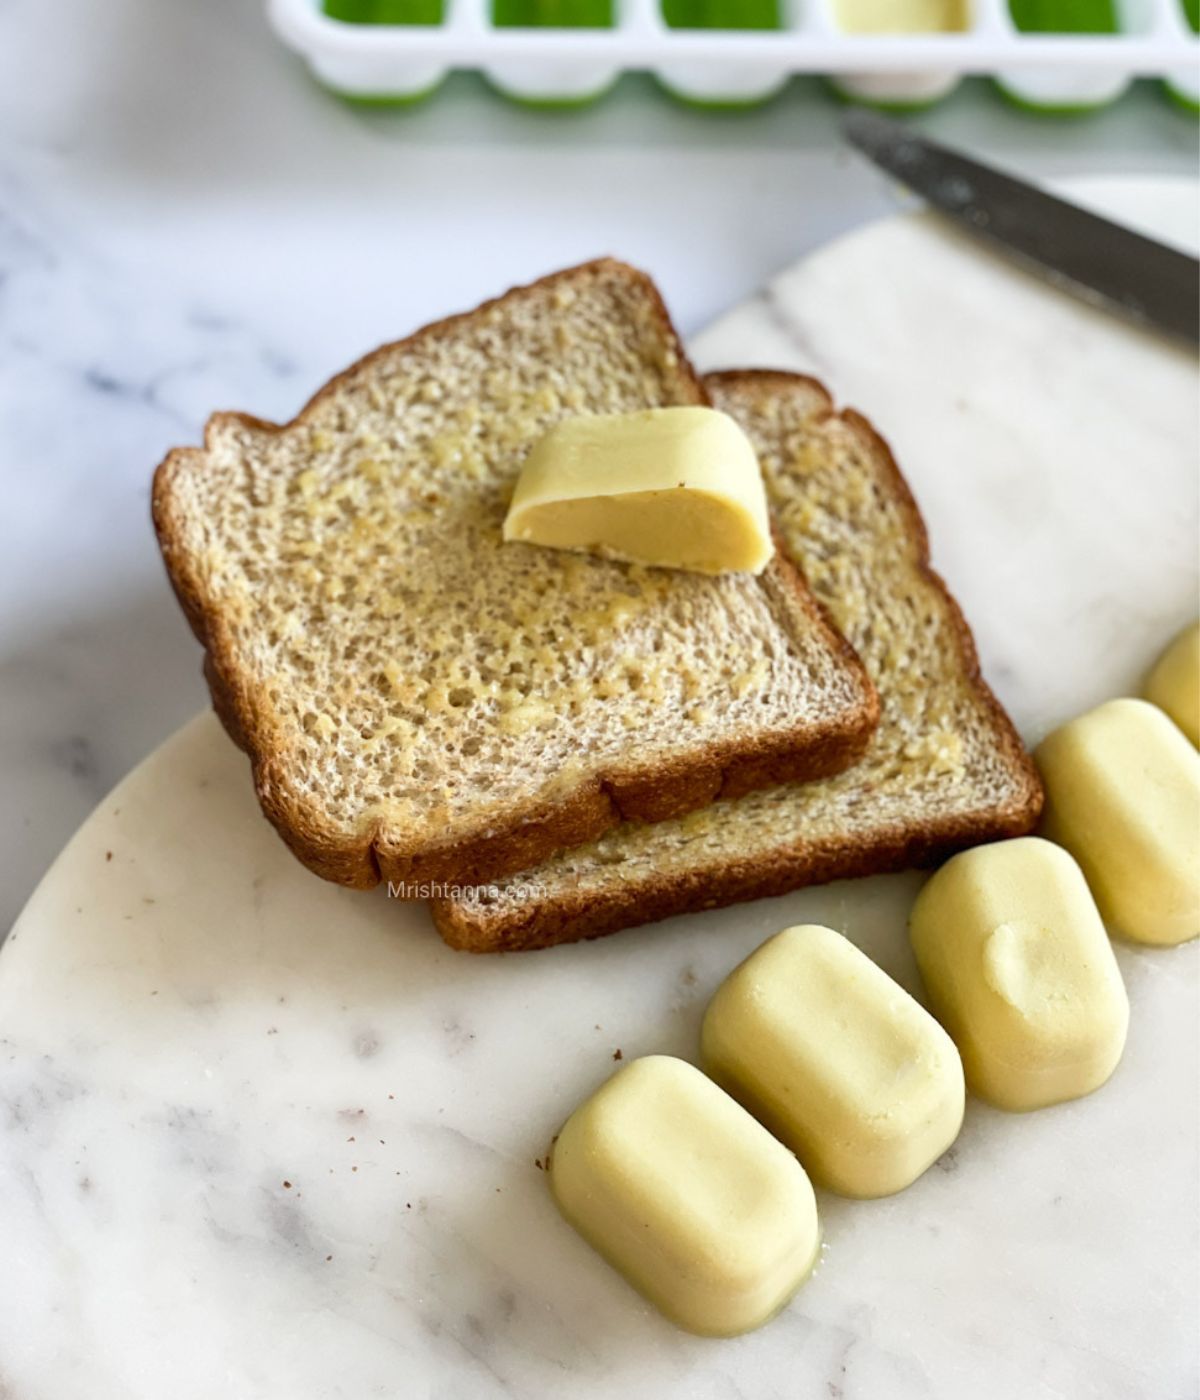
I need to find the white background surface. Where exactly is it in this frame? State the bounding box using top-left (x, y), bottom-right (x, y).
top-left (1, 0), bottom-right (1199, 943)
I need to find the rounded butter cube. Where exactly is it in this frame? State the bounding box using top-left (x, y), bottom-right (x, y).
top-left (909, 837), bottom-right (1130, 1111)
top-left (1036, 698), bottom-right (1200, 946)
top-left (502, 407), bottom-right (775, 575)
top-left (702, 924), bottom-right (964, 1199)
top-left (549, 1055), bottom-right (820, 1337)
top-left (1144, 622), bottom-right (1199, 747)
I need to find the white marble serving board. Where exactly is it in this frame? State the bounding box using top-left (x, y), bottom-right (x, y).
top-left (2, 179), bottom-right (1197, 1400)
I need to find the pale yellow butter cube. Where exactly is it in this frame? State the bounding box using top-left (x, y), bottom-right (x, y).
top-left (834, 0), bottom-right (967, 32)
top-left (549, 1055), bottom-right (819, 1337)
top-left (1036, 698), bottom-right (1200, 946)
top-left (909, 837), bottom-right (1130, 1111)
top-left (702, 925), bottom-right (964, 1199)
top-left (1144, 622), bottom-right (1199, 747)
top-left (503, 407), bottom-right (774, 575)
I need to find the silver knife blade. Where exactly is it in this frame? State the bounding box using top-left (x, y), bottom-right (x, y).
top-left (843, 108), bottom-right (1200, 351)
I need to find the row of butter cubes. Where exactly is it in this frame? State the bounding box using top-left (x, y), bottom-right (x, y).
top-left (547, 623), bottom-right (1200, 1337)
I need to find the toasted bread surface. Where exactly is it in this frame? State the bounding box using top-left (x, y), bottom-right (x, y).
top-left (154, 267), bottom-right (878, 889)
top-left (433, 370), bottom-right (1043, 951)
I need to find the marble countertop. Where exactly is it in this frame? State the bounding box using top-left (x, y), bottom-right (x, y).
top-left (3, 0), bottom-right (1200, 947)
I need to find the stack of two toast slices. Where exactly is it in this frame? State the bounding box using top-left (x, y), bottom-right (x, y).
top-left (154, 260), bottom-right (1042, 953)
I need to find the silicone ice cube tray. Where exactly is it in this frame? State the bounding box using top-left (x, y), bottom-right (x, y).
top-left (268, 0), bottom-right (1200, 112)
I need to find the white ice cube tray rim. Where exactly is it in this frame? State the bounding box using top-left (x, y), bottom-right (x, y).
top-left (268, 0), bottom-right (1200, 107)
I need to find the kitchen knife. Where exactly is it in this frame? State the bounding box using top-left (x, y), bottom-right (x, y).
top-left (843, 108), bottom-right (1200, 351)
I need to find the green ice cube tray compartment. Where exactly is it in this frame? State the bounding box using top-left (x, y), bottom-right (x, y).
top-left (269, 0), bottom-right (1200, 110)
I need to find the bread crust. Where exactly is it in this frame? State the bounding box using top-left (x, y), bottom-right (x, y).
top-left (430, 369), bottom-right (1044, 952)
top-left (153, 267), bottom-right (878, 892)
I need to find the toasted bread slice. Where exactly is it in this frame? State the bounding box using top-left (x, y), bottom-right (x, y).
top-left (154, 267), bottom-right (878, 890)
top-left (433, 370), bottom-right (1043, 951)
